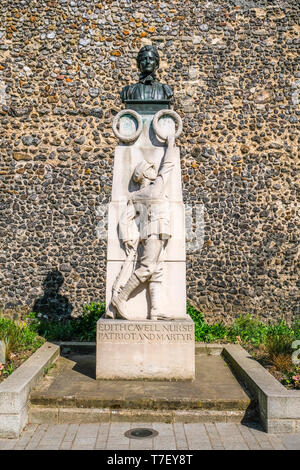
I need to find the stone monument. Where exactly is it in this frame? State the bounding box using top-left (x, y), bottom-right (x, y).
top-left (96, 46), bottom-right (195, 380)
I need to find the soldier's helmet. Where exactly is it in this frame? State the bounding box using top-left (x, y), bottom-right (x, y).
top-left (133, 160), bottom-right (155, 183)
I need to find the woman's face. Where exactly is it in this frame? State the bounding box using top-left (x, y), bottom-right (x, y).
top-left (138, 51), bottom-right (158, 75)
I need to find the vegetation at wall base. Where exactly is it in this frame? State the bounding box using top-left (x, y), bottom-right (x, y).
top-left (28, 301), bottom-right (299, 346)
top-left (187, 303), bottom-right (299, 345)
top-left (27, 302), bottom-right (105, 342)
top-left (26, 301), bottom-right (299, 389)
top-left (0, 316), bottom-right (45, 381)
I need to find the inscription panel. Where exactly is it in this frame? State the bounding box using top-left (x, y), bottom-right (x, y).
top-left (96, 319), bottom-right (195, 380)
top-left (97, 320), bottom-right (194, 344)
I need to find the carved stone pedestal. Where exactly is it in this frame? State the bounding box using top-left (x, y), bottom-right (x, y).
top-left (96, 318), bottom-right (195, 381)
top-left (97, 91), bottom-right (195, 380)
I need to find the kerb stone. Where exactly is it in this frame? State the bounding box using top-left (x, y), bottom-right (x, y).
top-left (0, 342), bottom-right (59, 438)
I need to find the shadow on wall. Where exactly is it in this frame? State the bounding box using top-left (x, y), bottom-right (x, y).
top-left (32, 269), bottom-right (73, 319)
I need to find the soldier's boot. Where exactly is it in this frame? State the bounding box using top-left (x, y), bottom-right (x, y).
top-left (149, 281), bottom-right (166, 320)
top-left (112, 273), bottom-right (140, 320)
top-left (150, 282), bottom-right (177, 321)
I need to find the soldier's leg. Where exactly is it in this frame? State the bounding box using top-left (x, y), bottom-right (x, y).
top-left (148, 240), bottom-right (175, 320)
top-left (112, 236), bottom-right (163, 320)
top-left (111, 272), bottom-right (141, 319)
top-left (149, 281), bottom-right (162, 319)
top-left (134, 236), bottom-right (164, 283)
top-left (148, 241), bottom-right (164, 319)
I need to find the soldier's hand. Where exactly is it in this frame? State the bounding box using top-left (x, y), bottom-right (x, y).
top-left (124, 240), bottom-right (135, 255)
top-left (167, 134), bottom-right (175, 148)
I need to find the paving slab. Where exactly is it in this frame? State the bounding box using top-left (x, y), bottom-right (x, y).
top-left (278, 434), bottom-right (300, 450)
top-left (184, 423), bottom-right (212, 450)
top-left (216, 422), bottom-right (249, 450)
top-left (173, 422), bottom-right (189, 450)
top-left (153, 423), bottom-right (177, 450)
top-left (204, 423), bottom-right (225, 449)
top-left (30, 353), bottom-right (250, 414)
top-left (1, 421), bottom-right (300, 449)
top-left (95, 423), bottom-right (110, 450)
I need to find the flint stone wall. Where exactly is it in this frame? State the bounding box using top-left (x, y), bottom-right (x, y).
top-left (0, 0), bottom-right (299, 324)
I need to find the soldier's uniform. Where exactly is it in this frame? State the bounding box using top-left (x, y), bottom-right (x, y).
top-left (118, 148), bottom-right (175, 284)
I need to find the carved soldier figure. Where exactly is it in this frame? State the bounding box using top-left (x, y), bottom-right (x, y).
top-left (120, 45), bottom-right (173, 102)
top-left (110, 134), bottom-right (176, 321)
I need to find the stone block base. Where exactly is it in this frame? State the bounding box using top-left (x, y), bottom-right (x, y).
top-left (96, 318), bottom-right (195, 381)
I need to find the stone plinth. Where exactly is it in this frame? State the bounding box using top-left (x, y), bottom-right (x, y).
top-left (96, 318), bottom-right (195, 381)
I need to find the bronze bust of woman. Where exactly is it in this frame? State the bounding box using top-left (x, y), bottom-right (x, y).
top-left (121, 45), bottom-right (173, 103)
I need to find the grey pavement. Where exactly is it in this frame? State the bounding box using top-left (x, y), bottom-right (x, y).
top-left (0, 422), bottom-right (299, 450)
